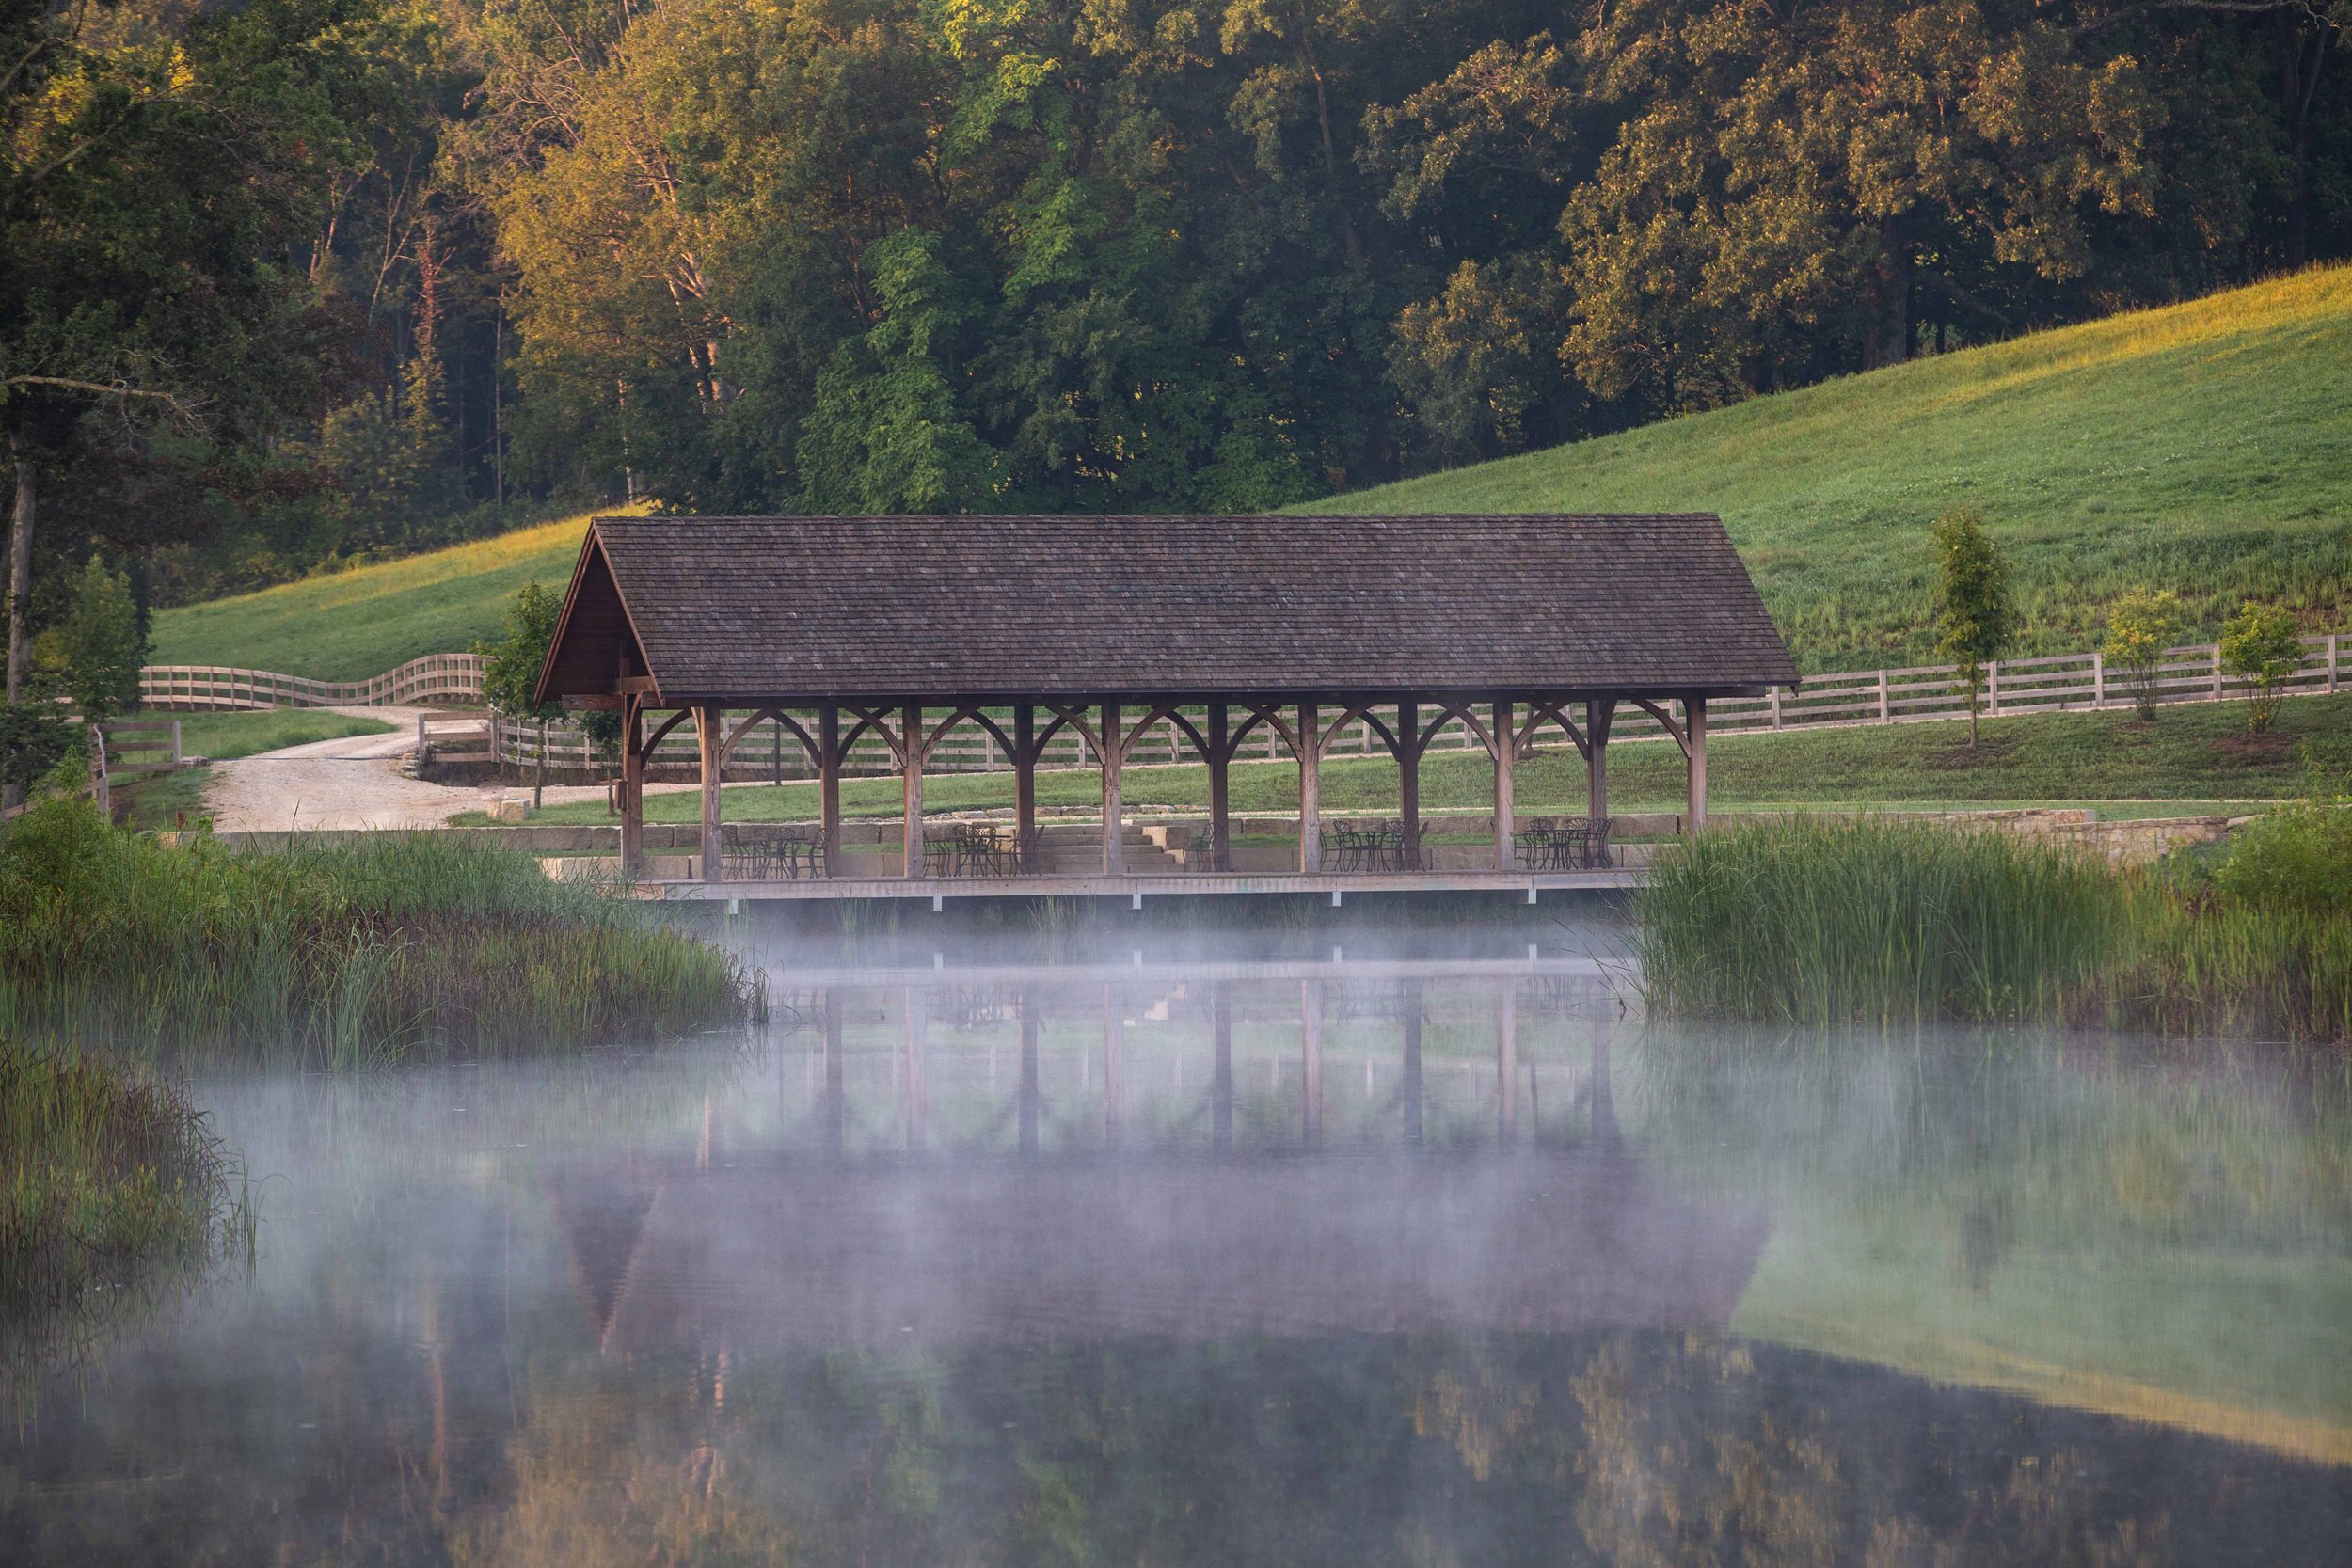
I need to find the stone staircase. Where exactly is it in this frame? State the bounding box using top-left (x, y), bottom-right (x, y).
top-left (1031, 822), bottom-right (1186, 874)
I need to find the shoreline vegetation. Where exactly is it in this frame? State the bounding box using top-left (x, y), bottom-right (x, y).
top-left (0, 801), bottom-right (762, 1068)
top-left (1634, 774), bottom-right (2352, 1043)
top-left (1, 1045), bottom-right (232, 1406)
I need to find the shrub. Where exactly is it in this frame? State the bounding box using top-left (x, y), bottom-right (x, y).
top-left (2101, 589), bottom-right (2183, 721)
top-left (2217, 600), bottom-right (2304, 734)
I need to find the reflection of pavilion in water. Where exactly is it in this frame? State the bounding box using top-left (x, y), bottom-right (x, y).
top-left (552, 960), bottom-right (1769, 1361)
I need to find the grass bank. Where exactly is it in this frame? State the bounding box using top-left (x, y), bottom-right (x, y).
top-left (1634, 786), bottom-right (2352, 1041)
top-left (168, 708), bottom-right (395, 761)
top-left (483, 694), bottom-right (2352, 827)
top-left (2, 1045), bottom-right (229, 1397)
top-left (0, 802), bottom-right (759, 1065)
top-left (147, 508), bottom-right (616, 680)
top-left (1305, 264), bottom-right (2352, 669)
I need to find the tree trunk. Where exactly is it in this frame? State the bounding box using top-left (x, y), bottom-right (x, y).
top-left (1861, 229), bottom-right (1911, 370)
top-left (5, 432), bottom-right (32, 707)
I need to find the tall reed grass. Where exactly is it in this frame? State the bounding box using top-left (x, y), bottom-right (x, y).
top-left (2, 1044), bottom-right (230, 1402)
top-left (0, 801), bottom-right (759, 1064)
top-left (1634, 814), bottom-right (2352, 1042)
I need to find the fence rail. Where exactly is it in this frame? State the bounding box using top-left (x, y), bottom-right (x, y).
top-left (145, 632), bottom-right (2344, 777)
top-left (139, 653), bottom-right (486, 711)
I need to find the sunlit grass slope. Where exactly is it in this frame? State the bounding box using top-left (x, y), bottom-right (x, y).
top-left (148, 510), bottom-right (610, 681)
top-left (1302, 266), bottom-right (2352, 671)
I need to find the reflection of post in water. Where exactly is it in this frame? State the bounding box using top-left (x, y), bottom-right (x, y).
top-left (1402, 980), bottom-right (1424, 1148)
top-left (822, 990), bottom-right (845, 1156)
top-left (1212, 980), bottom-right (1233, 1153)
top-left (1590, 1016), bottom-right (1619, 1150)
top-left (1300, 979), bottom-right (1323, 1148)
top-left (1497, 985), bottom-right (1518, 1142)
top-left (1018, 991), bottom-right (1041, 1157)
top-left (901, 986), bottom-right (927, 1151)
top-left (1102, 985), bottom-right (1124, 1148)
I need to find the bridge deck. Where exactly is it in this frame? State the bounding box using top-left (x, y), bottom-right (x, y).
top-left (652, 867), bottom-right (1645, 902)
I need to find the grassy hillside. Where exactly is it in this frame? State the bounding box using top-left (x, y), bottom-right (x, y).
top-left (147, 511), bottom-right (605, 680)
top-left (151, 269), bottom-right (2348, 682)
top-left (1303, 265), bottom-right (2352, 671)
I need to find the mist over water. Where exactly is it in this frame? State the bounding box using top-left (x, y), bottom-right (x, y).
top-left (5, 902), bottom-right (2348, 1564)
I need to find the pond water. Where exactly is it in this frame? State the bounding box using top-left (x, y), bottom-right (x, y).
top-left (6, 911), bottom-right (2349, 1564)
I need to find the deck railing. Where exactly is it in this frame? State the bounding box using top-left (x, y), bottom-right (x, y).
top-left (142, 633), bottom-right (2345, 776)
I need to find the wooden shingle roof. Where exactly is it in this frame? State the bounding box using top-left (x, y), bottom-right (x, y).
top-left (537, 514), bottom-right (1798, 705)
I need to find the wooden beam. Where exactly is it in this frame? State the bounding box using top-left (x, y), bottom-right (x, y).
top-left (1014, 705), bottom-right (1037, 872)
top-left (1686, 694), bottom-right (1708, 833)
top-left (1297, 702), bottom-right (1322, 873)
top-left (1491, 698), bottom-right (1515, 871)
top-left (1398, 700), bottom-right (1422, 868)
top-left (1206, 702), bottom-right (1231, 873)
top-left (901, 703), bottom-right (924, 878)
top-left (1101, 701), bottom-right (1124, 875)
top-left (620, 696), bottom-right (644, 877)
top-left (1587, 697), bottom-right (1615, 826)
top-left (697, 704), bottom-right (723, 883)
top-left (818, 705), bottom-right (842, 878)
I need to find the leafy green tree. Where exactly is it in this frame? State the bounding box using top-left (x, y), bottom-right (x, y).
top-left (2102, 589), bottom-right (2185, 721)
top-left (0, 700), bottom-right (73, 800)
top-left (33, 558), bottom-right (148, 722)
top-left (1932, 512), bottom-right (2014, 749)
top-left (476, 580), bottom-right (564, 719)
top-left (2217, 599), bottom-right (2305, 733)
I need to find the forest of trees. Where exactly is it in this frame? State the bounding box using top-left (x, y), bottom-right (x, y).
top-left (3, 0), bottom-right (2346, 648)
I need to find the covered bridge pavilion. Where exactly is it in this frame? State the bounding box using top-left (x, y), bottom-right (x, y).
top-left (532, 514), bottom-right (1798, 896)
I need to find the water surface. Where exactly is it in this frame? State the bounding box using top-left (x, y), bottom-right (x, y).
top-left (6, 918), bottom-right (2348, 1563)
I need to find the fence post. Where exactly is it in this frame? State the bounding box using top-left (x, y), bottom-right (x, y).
top-left (1877, 669), bottom-right (1890, 723)
top-left (1986, 659), bottom-right (1998, 715)
top-left (2092, 651), bottom-right (2105, 709)
top-left (2211, 643), bottom-right (2223, 701)
top-left (2330, 634), bottom-right (2340, 694)
top-left (416, 711), bottom-right (427, 759)
top-left (1770, 687), bottom-right (1782, 730)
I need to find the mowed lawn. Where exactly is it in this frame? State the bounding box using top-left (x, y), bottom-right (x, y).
top-left (490, 692), bottom-right (2351, 826)
top-left (1301, 265), bottom-right (2352, 672)
top-left (147, 510), bottom-right (613, 680)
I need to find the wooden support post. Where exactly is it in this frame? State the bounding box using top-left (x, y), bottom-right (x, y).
top-left (818, 705), bottom-right (841, 878)
top-left (1686, 695), bottom-right (1708, 834)
top-left (1878, 668), bottom-right (1891, 722)
top-left (1298, 702), bottom-right (1322, 872)
top-left (1397, 701), bottom-right (1421, 869)
top-left (1587, 698), bottom-right (1615, 828)
top-left (901, 703), bottom-right (925, 878)
top-left (2093, 651), bottom-right (2106, 709)
top-left (1300, 979), bottom-right (1323, 1148)
top-left (1207, 703), bottom-right (1231, 872)
top-left (620, 698), bottom-right (644, 877)
top-left (1491, 699), bottom-right (1515, 870)
top-left (698, 705), bottom-right (723, 882)
top-left (1013, 705), bottom-right (1037, 871)
top-left (1101, 701), bottom-right (1125, 875)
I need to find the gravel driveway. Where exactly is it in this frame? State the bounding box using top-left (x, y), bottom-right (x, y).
top-left (199, 707), bottom-right (624, 832)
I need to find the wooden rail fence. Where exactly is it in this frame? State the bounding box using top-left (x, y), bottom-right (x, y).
top-left (141, 633), bottom-right (2344, 779)
top-left (139, 653), bottom-right (485, 711)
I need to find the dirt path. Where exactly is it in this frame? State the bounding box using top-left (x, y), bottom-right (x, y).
top-left (200, 707), bottom-right (624, 832)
